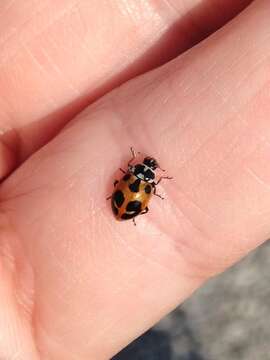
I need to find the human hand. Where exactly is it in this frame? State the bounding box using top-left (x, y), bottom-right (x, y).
top-left (0, 1), bottom-right (268, 359)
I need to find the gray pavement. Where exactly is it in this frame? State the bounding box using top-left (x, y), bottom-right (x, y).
top-left (113, 241), bottom-right (270, 359)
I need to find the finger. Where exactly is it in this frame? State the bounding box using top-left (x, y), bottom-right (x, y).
top-left (1, 0), bottom-right (269, 359)
top-left (0, 0), bottom-right (252, 165)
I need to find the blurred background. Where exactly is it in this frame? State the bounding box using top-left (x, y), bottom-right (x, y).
top-left (113, 241), bottom-right (270, 360)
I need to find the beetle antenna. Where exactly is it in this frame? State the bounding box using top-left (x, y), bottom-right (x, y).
top-left (158, 164), bottom-right (165, 171)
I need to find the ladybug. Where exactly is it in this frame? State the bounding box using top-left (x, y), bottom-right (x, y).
top-left (107, 148), bottom-right (172, 225)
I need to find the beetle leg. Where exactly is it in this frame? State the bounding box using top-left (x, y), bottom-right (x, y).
top-left (140, 207), bottom-right (149, 215)
top-left (119, 168), bottom-right (126, 174)
top-left (153, 185), bottom-right (164, 200)
top-left (107, 180), bottom-right (119, 200)
top-left (154, 176), bottom-right (173, 186)
top-left (132, 218), bottom-right (137, 226)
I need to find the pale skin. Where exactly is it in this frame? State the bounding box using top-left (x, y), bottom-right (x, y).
top-left (0, 0), bottom-right (269, 359)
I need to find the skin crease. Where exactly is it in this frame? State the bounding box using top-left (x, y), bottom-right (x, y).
top-left (1, 0), bottom-right (270, 359)
top-left (0, 0), bottom-right (252, 165)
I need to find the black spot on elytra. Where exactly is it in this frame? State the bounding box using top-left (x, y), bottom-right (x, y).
top-left (145, 184), bottom-right (152, 194)
top-left (126, 200), bottom-right (142, 213)
top-left (123, 173), bottom-right (131, 181)
top-left (129, 178), bottom-right (141, 192)
top-left (111, 202), bottom-right (119, 215)
top-left (113, 190), bottom-right (125, 208)
top-left (121, 213), bottom-right (137, 220)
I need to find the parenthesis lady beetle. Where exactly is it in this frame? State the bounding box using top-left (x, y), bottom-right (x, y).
top-left (107, 147), bottom-right (172, 225)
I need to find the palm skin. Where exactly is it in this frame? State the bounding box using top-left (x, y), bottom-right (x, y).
top-left (0, 1), bottom-right (269, 359)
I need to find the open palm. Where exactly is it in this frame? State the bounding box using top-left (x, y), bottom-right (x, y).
top-left (0, 1), bottom-right (269, 359)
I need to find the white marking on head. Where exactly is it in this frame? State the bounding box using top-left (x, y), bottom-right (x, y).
top-left (137, 173), bottom-right (145, 180)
